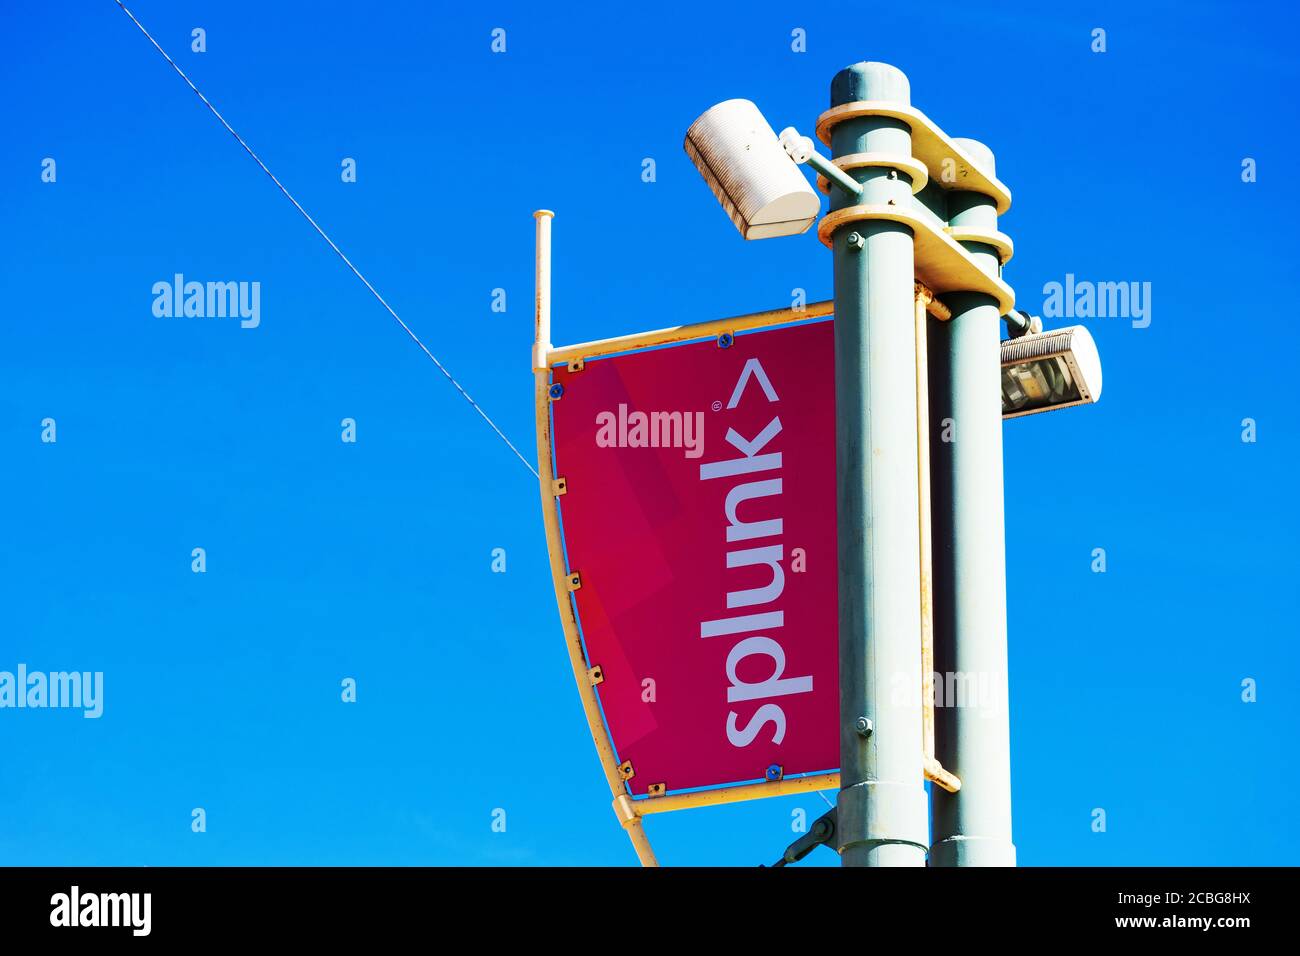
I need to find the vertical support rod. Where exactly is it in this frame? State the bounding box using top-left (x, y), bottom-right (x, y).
top-left (533, 210), bottom-right (554, 371)
top-left (829, 62), bottom-right (929, 867)
top-left (915, 288), bottom-right (936, 764)
top-left (927, 140), bottom-right (1017, 867)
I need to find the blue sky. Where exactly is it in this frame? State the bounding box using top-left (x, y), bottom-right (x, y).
top-left (1, 0), bottom-right (1296, 866)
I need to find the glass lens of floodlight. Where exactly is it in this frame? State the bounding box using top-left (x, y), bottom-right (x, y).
top-left (1000, 357), bottom-right (1083, 415)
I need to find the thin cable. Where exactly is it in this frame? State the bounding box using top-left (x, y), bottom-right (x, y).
top-left (113, 0), bottom-right (538, 478)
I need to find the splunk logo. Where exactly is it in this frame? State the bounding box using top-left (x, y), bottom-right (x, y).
top-left (50, 886), bottom-right (151, 937)
top-left (0, 665), bottom-right (103, 718)
top-left (594, 405), bottom-right (705, 459)
top-left (152, 273), bottom-right (261, 328)
top-left (698, 358), bottom-right (811, 747)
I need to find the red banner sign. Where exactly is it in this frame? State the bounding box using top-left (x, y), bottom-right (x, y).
top-left (551, 320), bottom-right (838, 795)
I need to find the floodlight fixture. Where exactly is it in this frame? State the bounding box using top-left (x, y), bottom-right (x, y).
top-left (1001, 324), bottom-right (1103, 419)
top-left (683, 99), bottom-right (821, 240)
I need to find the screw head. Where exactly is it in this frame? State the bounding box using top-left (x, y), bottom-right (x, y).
top-left (717, 332), bottom-right (734, 349)
top-left (548, 382), bottom-right (564, 399)
top-left (854, 716), bottom-right (874, 737)
top-left (846, 232), bottom-right (865, 251)
top-left (765, 763), bottom-right (783, 781)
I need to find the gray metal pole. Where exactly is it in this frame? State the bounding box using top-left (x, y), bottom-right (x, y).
top-left (927, 138), bottom-right (1017, 867)
top-left (830, 62), bottom-right (929, 868)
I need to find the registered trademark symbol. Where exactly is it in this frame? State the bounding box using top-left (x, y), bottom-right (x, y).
top-left (711, 400), bottom-right (722, 412)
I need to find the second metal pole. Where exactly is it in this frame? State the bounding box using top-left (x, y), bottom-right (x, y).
top-left (928, 139), bottom-right (1017, 867)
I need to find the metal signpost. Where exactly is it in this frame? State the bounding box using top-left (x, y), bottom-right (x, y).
top-left (534, 61), bottom-right (1102, 867)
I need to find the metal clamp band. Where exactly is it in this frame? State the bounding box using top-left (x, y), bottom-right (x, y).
top-left (815, 100), bottom-right (1012, 213)
top-left (817, 203), bottom-right (1016, 314)
top-left (815, 151), bottom-right (929, 195)
top-left (946, 226), bottom-right (1014, 265)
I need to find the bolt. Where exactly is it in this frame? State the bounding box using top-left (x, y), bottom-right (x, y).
top-left (717, 332), bottom-right (734, 349)
top-left (854, 716), bottom-right (874, 738)
top-left (549, 382), bottom-right (564, 399)
top-left (846, 232), bottom-right (865, 252)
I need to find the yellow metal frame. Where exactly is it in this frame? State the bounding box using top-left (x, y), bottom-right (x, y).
top-left (814, 100), bottom-right (1012, 213)
top-left (817, 203), bottom-right (1015, 314)
top-left (548, 299), bottom-right (834, 366)
top-left (533, 212), bottom-right (964, 866)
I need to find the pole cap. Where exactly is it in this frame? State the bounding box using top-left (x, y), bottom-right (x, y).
top-left (831, 61), bottom-right (910, 107)
top-left (952, 138), bottom-right (997, 178)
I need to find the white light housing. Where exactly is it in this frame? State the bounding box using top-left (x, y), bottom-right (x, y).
top-left (1001, 325), bottom-right (1103, 419)
top-left (684, 99), bottom-right (820, 240)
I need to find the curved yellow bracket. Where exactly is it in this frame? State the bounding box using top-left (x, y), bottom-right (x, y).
top-left (817, 203), bottom-right (1015, 314)
top-left (532, 212), bottom-right (657, 867)
top-left (814, 100), bottom-right (1012, 213)
top-left (946, 225), bottom-right (1014, 265)
top-left (533, 365), bottom-right (658, 866)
